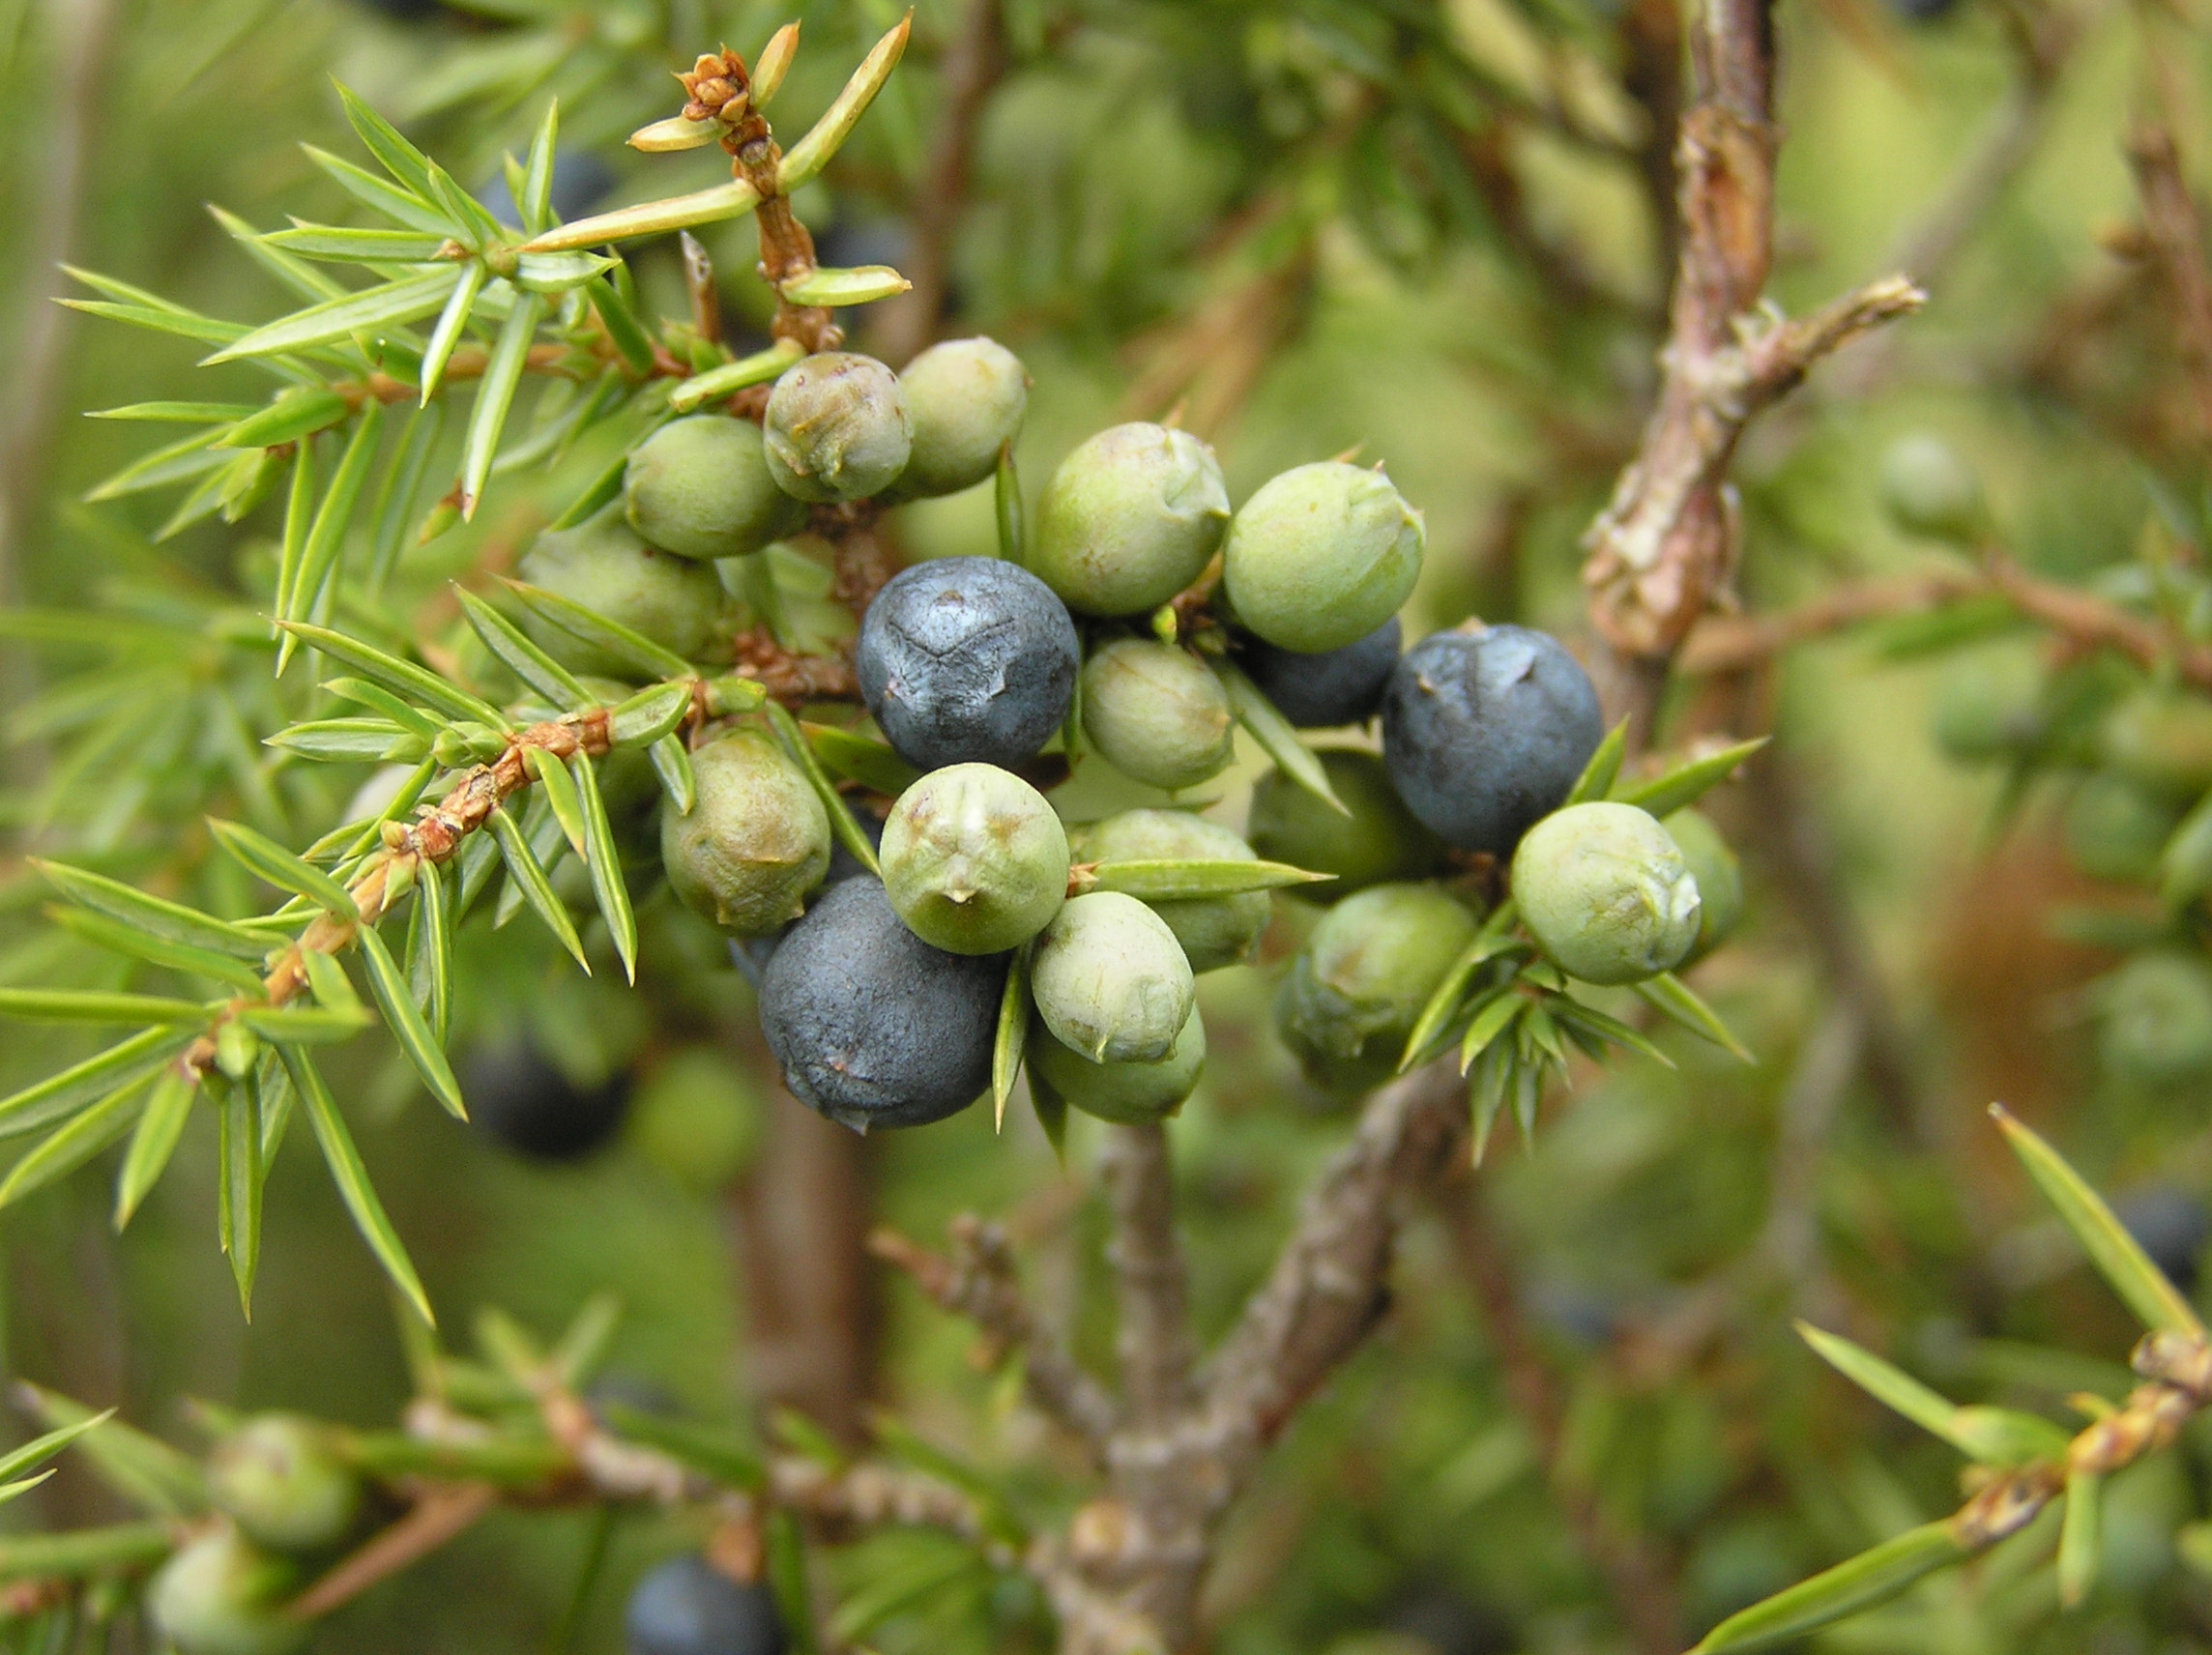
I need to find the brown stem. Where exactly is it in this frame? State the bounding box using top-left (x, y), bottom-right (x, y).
top-left (870, 1217), bottom-right (1121, 1462)
top-left (1439, 1178), bottom-right (1683, 1655)
top-left (2125, 123), bottom-right (2212, 448)
top-left (286, 1484), bottom-right (497, 1619)
top-left (1100, 1125), bottom-right (1193, 1429)
top-left (1580, 0), bottom-right (1924, 737)
top-left (731, 1087), bottom-right (879, 1448)
top-left (874, 0), bottom-right (1007, 366)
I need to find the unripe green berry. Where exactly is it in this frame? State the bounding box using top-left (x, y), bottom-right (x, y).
top-left (1511, 802), bottom-right (1702, 986)
top-left (1080, 638), bottom-right (1235, 792)
top-left (1246, 749), bottom-right (1444, 901)
top-left (208, 1415), bottom-right (360, 1554)
top-left (2101, 693), bottom-right (2212, 798)
top-left (149, 1529), bottom-right (306, 1655)
top-left (661, 730), bottom-right (831, 937)
top-left (1661, 809), bottom-right (1741, 966)
top-left (1066, 809), bottom-right (1269, 972)
top-left (2100, 952), bottom-right (2212, 1086)
top-left (1274, 883), bottom-right (1477, 1092)
top-left (764, 352), bottom-right (913, 503)
top-left (1029, 1003), bottom-right (1205, 1124)
top-left (625, 416), bottom-right (807, 560)
top-left (1880, 433), bottom-right (1985, 543)
top-left (1221, 462), bottom-right (1425, 653)
top-left (881, 763), bottom-right (1068, 954)
top-left (1032, 890), bottom-right (1195, 1063)
top-left (1032, 423), bottom-right (1229, 616)
top-left (891, 337), bottom-right (1029, 499)
top-left (1932, 650), bottom-right (2042, 762)
top-left (2066, 774), bottom-right (2181, 885)
top-left (514, 503), bottom-right (727, 677)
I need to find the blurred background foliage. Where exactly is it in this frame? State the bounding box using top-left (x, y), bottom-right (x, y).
top-left (1, 0), bottom-right (2211, 1650)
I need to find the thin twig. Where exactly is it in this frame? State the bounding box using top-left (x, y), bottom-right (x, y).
top-left (1580, 0), bottom-right (1925, 736)
top-left (870, 1217), bottom-right (1121, 1460)
top-left (285, 1484), bottom-right (497, 1619)
top-left (875, 0), bottom-right (1006, 365)
top-left (2126, 122), bottom-right (2212, 446)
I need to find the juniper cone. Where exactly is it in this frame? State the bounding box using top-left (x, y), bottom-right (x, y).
top-left (1932, 650), bottom-right (2045, 762)
top-left (1879, 431), bottom-right (1985, 541)
top-left (462, 1038), bottom-right (634, 1162)
top-left (2067, 775), bottom-right (2181, 884)
top-left (661, 730), bottom-right (832, 938)
top-left (625, 416), bottom-right (807, 561)
top-left (148, 1530), bottom-right (306, 1655)
top-left (759, 878), bottom-right (1006, 1131)
top-left (1661, 808), bottom-right (1742, 966)
top-left (1067, 808), bottom-right (1271, 971)
top-left (206, 1415), bottom-right (361, 1553)
top-left (1237, 617), bottom-right (1402, 729)
top-left (1080, 636), bottom-right (1237, 791)
top-left (1246, 747), bottom-right (1445, 900)
top-left (514, 503), bottom-right (729, 675)
top-left (2099, 692), bottom-right (2212, 797)
top-left (1030, 1003), bottom-right (1207, 1123)
top-left (890, 336), bottom-right (1030, 499)
top-left (1512, 803), bottom-right (1703, 986)
top-left (1381, 624), bottom-right (1604, 857)
top-left (880, 763), bottom-right (1069, 954)
top-left (857, 556), bottom-right (1079, 769)
top-left (626, 1554), bottom-right (789, 1655)
top-left (2099, 952), bottom-right (2212, 1085)
top-left (1275, 883), bottom-right (1478, 1091)
top-left (1032, 889), bottom-right (1196, 1063)
top-left (763, 351), bottom-right (914, 502)
top-left (1031, 422), bottom-right (1230, 615)
top-left (1221, 462), bottom-right (1425, 653)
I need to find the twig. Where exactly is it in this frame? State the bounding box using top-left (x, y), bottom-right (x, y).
top-left (1984, 549), bottom-right (2212, 688)
top-left (285, 1484), bottom-right (497, 1619)
top-left (1580, 0), bottom-right (1924, 734)
top-left (1098, 1126), bottom-right (1194, 1431)
top-left (1439, 1177), bottom-right (1683, 1655)
top-left (1676, 568), bottom-right (1980, 673)
top-left (870, 1217), bottom-right (1121, 1460)
top-left (875, 0), bottom-right (1006, 365)
top-left (2126, 122), bottom-right (2212, 446)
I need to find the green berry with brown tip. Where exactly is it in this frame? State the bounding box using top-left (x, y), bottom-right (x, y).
top-left (514, 503), bottom-right (728, 676)
top-left (881, 763), bottom-right (1069, 954)
top-left (208, 1414), bottom-right (360, 1554)
top-left (661, 730), bottom-right (831, 937)
top-left (1031, 423), bottom-right (1229, 616)
top-left (1032, 890), bottom-right (1195, 1063)
top-left (1511, 802), bottom-right (1702, 986)
top-left (1246, 749), bottom-right (1444, 901)
top-left (148, 1529), bottom-right (306, 1655)
top-left (1080, 638), bottom-right (1235, 792)
top-left (891, 336), bottom-right (1029, 499)
top-left (625, 416), bottom-right (807, 561)
top-left (1274, 883), bottom-right (1477, 1092)
top-left (1066, 808), bottom-right (1269, 972)
top-left (1029, 1003), bottom-right (1205, 1124)
top-left (764, 352), bottom-right (913, 503)
top-left (1661, 808), bottom-right (1741, 966)
top-left (1221, 462), bottom-right (1424, 653)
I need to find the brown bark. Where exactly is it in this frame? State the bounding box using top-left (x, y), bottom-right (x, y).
top-left (730, 1087), bottom-right (880, 1447)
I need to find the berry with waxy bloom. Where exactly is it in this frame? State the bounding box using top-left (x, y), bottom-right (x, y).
top-left (881, 763), bottom-right (1069, 954)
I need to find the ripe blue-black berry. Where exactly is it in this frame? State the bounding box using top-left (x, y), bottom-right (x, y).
top-left (1381, 625), bottom-right (1603, 857)
top-left (857, 557), bottom-right (1079, 770)
top-left (461, 1038), bottom-right (632, 1161)
top-left (1237, 617), bottom-right (1400, 729)
top-left (626, 1554), bottom-right (788, 1655)
top-left (758, 878), bottom-right (1005, 1131)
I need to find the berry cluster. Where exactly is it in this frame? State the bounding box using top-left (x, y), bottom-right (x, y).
top-left (509, 334), bottom-right (1746, 1134)
top-left (149, 1416), bottom-right (361, 1655)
